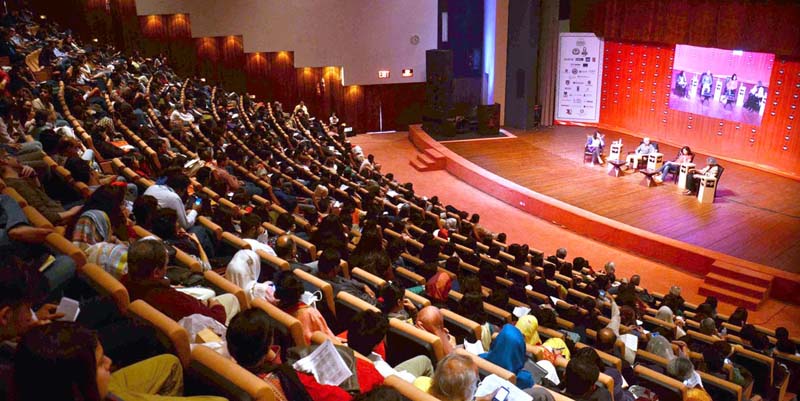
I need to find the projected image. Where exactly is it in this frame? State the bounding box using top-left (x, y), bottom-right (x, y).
top-left (669, 45), bottom-right (774, 126)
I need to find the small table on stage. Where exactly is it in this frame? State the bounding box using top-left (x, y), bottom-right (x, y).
top-left (608, 159), bottom-right (627, 177)
top-left (646, 153), bottom-right (664, 171)
top-left (609, 142), bottom-right (623, 161)
top-left (677, 163), bottom-right (696, 189)
top-left (697, 175), bottom-right (718, 203)
top-left (639, 168), bottom-right (660, 187)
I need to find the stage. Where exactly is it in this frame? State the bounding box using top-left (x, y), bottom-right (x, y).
top-left (405, 124), bottom-right (800, 304)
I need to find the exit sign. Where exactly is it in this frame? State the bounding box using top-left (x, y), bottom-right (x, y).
top-left (378, 70), bottom-right (390, 79)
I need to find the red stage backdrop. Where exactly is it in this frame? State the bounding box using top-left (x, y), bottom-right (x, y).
top-left (595, 41), bottom-right (800, 178)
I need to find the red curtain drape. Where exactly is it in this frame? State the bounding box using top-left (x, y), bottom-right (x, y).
top-left (598, 41), bottom-right (800, 177)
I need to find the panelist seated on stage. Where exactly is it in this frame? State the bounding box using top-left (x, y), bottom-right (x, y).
top-left (585, 131), bottom-right (605, 165)
top-left (683, 157), bottom-right (719, 195)
top-left (654, 146), bottom-right (694, 183)
top-left (625, 137), bottom-right (657, 170)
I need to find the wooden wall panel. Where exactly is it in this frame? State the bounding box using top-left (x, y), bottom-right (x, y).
top-left (28, 0), bottom-right (426, 134)
top-left (598, 40), bottom-right (800, 178)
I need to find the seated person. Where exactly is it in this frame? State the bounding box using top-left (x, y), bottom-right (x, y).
top-left (1, 194), bottom-right (76, 296)
top-left (378, 282), bottom-right (418, 322)
top-left (226, 308), bottom-right (381, 401)
top-left (348, 310), bottom-right (434, 383)
top-left (655, 146), bottom-right (694, 183)
top-left (274, 270), bottom-right (336, 343)
top-left (416, 306), bottom-right (456, 354)
top-left (683, 157), bottom-right (719, 195)
top-left (69, 184), bottom-right (131, 278)
top-left (14, 322), bottom-right (225, 401)
top-left (428, 354), bottom-right (482, 401)
top-left (480, 324), bottom-right (534, 389)
top-left (1, 154), bottom-right (82, 224)
top-left (586, 131), bottom-right (605, 165)
top-left (564, 354), bottom-right (613, 401)
top-left (225, 249), bottom-right (276, 304)
top-left (121, 238), bottom-right (238, 325)
top-left (573, 347), bottom-right (634, 401)
top-left (625, 137), bottom-right (656, 170)
top-left (238, 213), bottom-right (277, 256)
top-left (316, 248), bottom-right (375, 304)
top-left (667, 357), bottom-right (706, 391)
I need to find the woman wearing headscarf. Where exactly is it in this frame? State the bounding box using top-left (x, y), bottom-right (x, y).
top-left (480, 324), bottom-right (534, 389)
top-left (516, 315), bottom-right (542, 346)
top-left (225, 249), bottom-right (276, 304)
top-left (70, 184), bottom-right (130, 277)
top-left (655, 305), bottom-right (687, 339)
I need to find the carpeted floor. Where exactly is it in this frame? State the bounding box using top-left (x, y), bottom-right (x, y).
top-left (351, 131), bottom-right (800, 332)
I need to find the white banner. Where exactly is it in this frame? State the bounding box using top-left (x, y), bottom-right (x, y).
top-left (555, 33), bottom-right (604, 123)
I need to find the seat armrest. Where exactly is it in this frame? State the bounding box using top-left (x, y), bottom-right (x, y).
top-left (128, 300), bottom-right (191, 367)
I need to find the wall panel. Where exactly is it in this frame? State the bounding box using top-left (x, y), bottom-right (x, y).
top-left (596, 41), bottom-right (800, 178)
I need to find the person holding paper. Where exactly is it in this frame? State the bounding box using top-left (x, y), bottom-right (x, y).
top-left (227, 308), bottom-right (383, 401)
top-left (348, 311), bottom-right (434, 384)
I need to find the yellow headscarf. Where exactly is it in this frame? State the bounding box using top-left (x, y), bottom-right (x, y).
top-left (515, 315), bottom-right (542, 346)
top-left (542, 337), bottom-right (571, 361)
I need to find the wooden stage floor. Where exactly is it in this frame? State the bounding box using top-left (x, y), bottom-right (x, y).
top-left (443, 125), bottom-right (800, 274)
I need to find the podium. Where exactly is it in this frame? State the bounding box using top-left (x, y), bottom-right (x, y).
top-left (646, 153), bottom-right (664, 171)
top-left (609, 142), bottom-right (623, 161)
top-left (677, 163), bottom-right (696, 189)
top-left (697, 175), bottom-right (718, 203)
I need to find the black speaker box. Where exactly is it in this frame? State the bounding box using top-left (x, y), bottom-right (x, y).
top-left (477, 103), bottom-right (500, 135)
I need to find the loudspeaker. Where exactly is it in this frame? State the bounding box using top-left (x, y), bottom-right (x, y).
top-left (477, 104), bottom-right (500, 136)
top-left (423, 50), bottom-right (454, 135)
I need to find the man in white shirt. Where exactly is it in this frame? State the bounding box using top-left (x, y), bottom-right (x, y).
top-left (169, 103), bottom-right (195, 130)
top-left (625, 137), bottom-right (656, 170)
top-left (348, 310), bottom-right (434, 383)
top-left (143, 173), bottom-right (197, 230)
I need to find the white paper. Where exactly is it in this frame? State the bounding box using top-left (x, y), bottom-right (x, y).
top-left (464, 338), bottom-right (485, 355)
top-left (537, 360), bottom-right (560, 386)
top-left (56, 297), bottom-right (80, 322)
top-left (549, 296), bottom-right (561, 305)
top-left (292, 340), bottom-right (352, 386)
top-left (475, 374), bottom-right (532, 401)
top-left (386, 190), bottom-right (398, 197)
top-left (512, 306), bottom-right (531, 319)
top-left (339, 184), bottom-right (349, 191)
top-left (619, 333), bottom-right (639, 365)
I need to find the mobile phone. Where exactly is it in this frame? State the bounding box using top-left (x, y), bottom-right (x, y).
top-left (493, 386), bottom-right (510, 401)
top-left (194, 197), bottom-right (202, 206)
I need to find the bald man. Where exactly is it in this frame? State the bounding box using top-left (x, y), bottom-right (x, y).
top-left (597, 327), bottom-right (635, 384)
top-left (416, 306), bottom-right (456, 354)
top-left (273, 234), bottom-right (315, 274)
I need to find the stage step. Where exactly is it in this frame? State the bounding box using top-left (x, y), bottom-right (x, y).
top-left (698, 283), bottom-right (763, 310)
top-left (704, 272), bottom-right (769, 299)
top-left (409, 152), bottom-right (445, 172)
top-left (423, 148), bottom-right (446, 162)
top-left (710, 260), bottom-right (772, 288)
